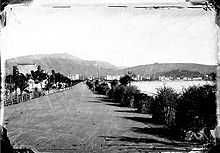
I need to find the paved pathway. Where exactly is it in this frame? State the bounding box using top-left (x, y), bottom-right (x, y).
top-left (4, 83), bottom-right (200, 153)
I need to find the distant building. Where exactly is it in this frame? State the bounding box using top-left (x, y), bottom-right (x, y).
top-left (183, 77), bottom-right (193, 81)
top-left (192, 77), bottom-right (203, 81)
top-left (68, 74), bottom-right (80, 80)
top-left (88, 76), bottom-right (95, 80)
top-left (105, 75), bottom-right (120, 81)
top-left (132, 75), bottom-right (143, 81)
top-left (159, 76), bottom-right (173, 81)
top-left (17, 63), bottom-right (37, 75)
top-left (145, 76), bottom-right (151, 80)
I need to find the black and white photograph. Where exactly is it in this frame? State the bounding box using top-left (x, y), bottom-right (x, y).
top-left (1, 0), bottom-right (220, 152)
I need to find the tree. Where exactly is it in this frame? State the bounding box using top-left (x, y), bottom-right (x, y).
top-left (5, 75), bottom-right (15, 93)
top-left (15, 73), bottom-right (28, 95)
top-left (12, 66), bottom-right (19, 90)
top-left (110, 79), bottom-right (119, 88)
top-left (33, 65), bottom-right (48, 82)
top-left (209, 0), bottom-right (220, 11)
top-left (30, 70), bottom-right (36, 80)
top-left (11, 66), bottom-right (28, 95)
top-left (209, 72), bottom-right (216, 81)
top-left (49, 69), bottom-right (56, 84)
top-left (5, 75), bottom-right (14, 84)
top-left (0, 0), bottom-right (9, 12)
top-left (119, 75), bottom-right (132, 86)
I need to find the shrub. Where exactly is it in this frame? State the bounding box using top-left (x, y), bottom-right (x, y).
top-left (134, 93), bottom-right (154, 113)
top-left (110, 79), bottom-right (119, 88)
top-left (119, 75), bottom-right (132, 86)
top-left (96, 82), bottom-right (110, 95)
top-left (107, 80), bottom-right (119, 99)
top-left (124, 85), bottom-right (140, 107)
top-left (86, 80), bottom-right (94, 90)
top-left (113, 85), bottom-right (127, 105)
top-left (111, 85), bottom-right (140, 107)
top-left (175, 84), bottom-right (217, 131)
top-left (152, 86), bottom-right (179, 127)
top-left (107, 88), bottom-right (114, 99)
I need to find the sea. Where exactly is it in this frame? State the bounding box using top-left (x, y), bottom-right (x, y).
top-left (131, 80), bottom-right (214, 96)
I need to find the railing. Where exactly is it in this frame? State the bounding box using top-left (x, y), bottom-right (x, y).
top-left (4, 93), bottom-right (31, 106)
top-left (3, 81), bottom-right (82, 107)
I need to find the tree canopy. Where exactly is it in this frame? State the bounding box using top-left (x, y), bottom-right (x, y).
top-left (119, 75), bottom-right (132, 86)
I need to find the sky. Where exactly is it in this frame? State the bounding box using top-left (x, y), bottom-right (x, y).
top-left (1, 1), bottom-right (218, 67)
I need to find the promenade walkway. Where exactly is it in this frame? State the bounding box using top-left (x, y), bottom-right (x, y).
top-left (4, 82), bottom-right (201, 153)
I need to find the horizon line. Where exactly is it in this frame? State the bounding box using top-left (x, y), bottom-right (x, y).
top-left (4, 53), bottom-right (217, 68)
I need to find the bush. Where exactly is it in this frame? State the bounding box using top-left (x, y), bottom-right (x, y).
top-left (96, 82), bottom-right (110, 95)
top-left (110, 79), bottom-right (119, 88)
top-left (151, 86), bottom-right (179, 127)
top-left (107, 88), bottom-right (114, 99)
top-left (86, 80), bottom-right (94, 90)
top-left (113, 85), bottom-right (127, 105)
top-left (175, 84), bottom-right (217, 131)
top-left (108, 80), bottom-right (119, 99)
top-left (86, 76), bottom-right (217, 136)
top-left (111, 85), bottom-right (140, 107)
top-left (119, 75), bottom-right (132, 86)
top-left (124, 85), bottom-right (140, 107)
top-left (134, 93), bottom-right (154, 113)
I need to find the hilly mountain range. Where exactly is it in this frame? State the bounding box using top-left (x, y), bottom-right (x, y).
top-left (118, 63), bottom-right (216, 78)
top-left (5, 53), bottom-right (118, 76)
top-left (5, 53), bottom-right (217, 77)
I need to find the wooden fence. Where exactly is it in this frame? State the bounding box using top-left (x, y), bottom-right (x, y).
top-left (4, 93), bottom-right (31, 106)
top-left (3, 81), bottom-right (82, 106)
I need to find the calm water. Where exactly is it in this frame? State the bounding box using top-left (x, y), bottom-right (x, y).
top-left (131, 80), bottom-right (214, 95)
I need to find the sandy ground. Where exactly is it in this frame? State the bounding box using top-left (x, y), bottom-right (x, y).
top-left (4, 83), bottom-right (202, 153)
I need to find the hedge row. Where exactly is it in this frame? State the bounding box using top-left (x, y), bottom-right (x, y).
top-left (86, 79), bottom-right (217, 132)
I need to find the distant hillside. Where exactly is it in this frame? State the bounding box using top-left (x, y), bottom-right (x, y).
top-left (9, 0), bottom-right (33, 4)
top-left (5, 53), bottom-right (118, 76)
top-left (5, 54), bottom-right (216, 78)
top-left (117, 63), bottom-right (216, 77)
top-left (158, 69), bottom-right (204, 78)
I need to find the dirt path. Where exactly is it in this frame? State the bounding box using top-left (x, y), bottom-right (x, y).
top-left (4, 83), bottom-right (199, 153)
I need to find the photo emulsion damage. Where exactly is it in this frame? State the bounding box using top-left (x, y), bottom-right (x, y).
top-left (1, 0), bottom-right (220, 152)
